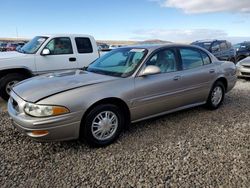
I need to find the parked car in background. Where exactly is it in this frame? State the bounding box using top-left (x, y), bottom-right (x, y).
top-left (8, 44), bottom-right (237, 146)
top-left (109, 44), bottom-right (122, 49)
top-left (97, 43), bottom-right (110, 50)
top-left (0, 43), bottom-right (7, 52)
top-left (191, 40), bottom-right (236, 63)
top-left (0, 34), bottom-right (100, 101)
top-left (6, 43), bottom-right (18, 51)
top-left (234, 41), bottom-right (250, 62)
top-left (236, 56), bottom-right (250, 78)
top-left (15, 42), bottom-right (27, 51)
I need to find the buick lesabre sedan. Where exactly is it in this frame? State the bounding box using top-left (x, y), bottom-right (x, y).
top-left (8, 44), bottom-right (237, 146)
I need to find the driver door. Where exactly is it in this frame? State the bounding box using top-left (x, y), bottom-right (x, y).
top-left (35, 37), bottom-right (79, 74)
top-left (132, 48), bottom-right (184, 120)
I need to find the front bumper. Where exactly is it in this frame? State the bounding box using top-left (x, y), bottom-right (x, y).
top-left (237, 66), bottom-right (250, 78)
top-left (7, 92), bottom-right (82, 141)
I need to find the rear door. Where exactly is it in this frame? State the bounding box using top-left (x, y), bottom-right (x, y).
top-left (35, 37), bottom-right (79, 73)
top-left (74, 37), bottom-right (99, 68)
top-left (176, 47), bottom-right (216, 105)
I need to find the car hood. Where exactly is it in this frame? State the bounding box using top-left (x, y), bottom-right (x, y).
top-left (0, 51), bottom-right (28, 60)
top-left (239, 57), bottom-right (250, 65)
top-left (13, 70), bottom-right (119, 102)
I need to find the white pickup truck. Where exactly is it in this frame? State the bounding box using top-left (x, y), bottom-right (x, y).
top-left (0, 34), bottom-right (100, 100)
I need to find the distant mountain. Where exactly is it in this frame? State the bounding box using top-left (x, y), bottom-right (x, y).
top-left (97, 39), bottom-right (172, 46)
top-left (136, 39), bottom-right (172, 45)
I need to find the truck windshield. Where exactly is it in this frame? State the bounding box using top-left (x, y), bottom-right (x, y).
top-left (19, 36), bottom-right (48, 54)
top-left (87, 48), bottom-right (147, 78)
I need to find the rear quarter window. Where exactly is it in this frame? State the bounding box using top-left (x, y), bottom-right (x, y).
top-left (75, 37), bottom-right (93, 53)
top-left (200, 51), bottom-right (211, 65)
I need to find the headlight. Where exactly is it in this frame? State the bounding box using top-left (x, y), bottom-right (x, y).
top-left (24, 103), bottom-right (69, 117)
top-left (236, 62), bottom-right (241, 67)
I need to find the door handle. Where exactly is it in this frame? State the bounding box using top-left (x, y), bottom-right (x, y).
top-left (69, 57), bottom-right (76, 62)
top-left (209, 69), bottom-right (215, 73)
top-left (173, 76), bottom-right (181, 81)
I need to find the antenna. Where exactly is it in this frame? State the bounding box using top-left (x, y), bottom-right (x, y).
top-left (16, 27), bottom-right (18, 38)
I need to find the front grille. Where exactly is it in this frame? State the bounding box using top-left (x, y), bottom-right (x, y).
top-left (241, 72), bottom-right (250, 76)
top-left (242, 65), bottom-right (250, 69)
top-left (10, 97), bottom-right (19, 112)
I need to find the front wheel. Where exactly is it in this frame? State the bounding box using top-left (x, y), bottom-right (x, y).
top-left (206, 81), bottom-right (225, 110)
top-left (80, 104), bottom-right (124, 147)
top-left (0, 73), bottom-right (27, 101)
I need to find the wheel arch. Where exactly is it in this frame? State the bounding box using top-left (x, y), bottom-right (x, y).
top-left (80, 97), bottom-right (131, 132)
top-left (214, 77), bottom-right (228, 92)
top-left (0, 68), bottom-right (33, 80)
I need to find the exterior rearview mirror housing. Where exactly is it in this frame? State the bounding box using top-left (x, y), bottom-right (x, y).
top-left (139, 65), bottom-right (161, 76)
top-left (41, 49), bottom-right (50, 56)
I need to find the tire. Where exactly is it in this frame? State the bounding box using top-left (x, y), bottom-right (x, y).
top-left (206, 81), bottom-right (225, 110)
top-left (0, 73), bottom-right (27, 101)
top-left (80, 104), bottom-right (124, 147)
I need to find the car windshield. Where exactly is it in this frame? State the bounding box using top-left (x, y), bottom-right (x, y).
top-left (234, 43), bottom-right (250, 50)
top-left (19, 36), bottom-right (48, 54)
top-left (192, 42), bottom-right (211, 50)
top-left (87, 48), bottom-right (147, 77)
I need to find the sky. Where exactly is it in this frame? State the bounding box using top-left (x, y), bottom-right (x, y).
top-left (0, 0), bottom-right (250, 43)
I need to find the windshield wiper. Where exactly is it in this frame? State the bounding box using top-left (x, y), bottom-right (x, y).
top-left (81, 66), bottom-right (88, 71)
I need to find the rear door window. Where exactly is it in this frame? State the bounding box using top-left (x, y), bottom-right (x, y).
top-left (220, 42), bottom-right (228, 51)
top-left (75, 37), bottom-right (93, 53)
top-left (179, 48), bottom-right (203, 70)
top-left (200, 51), bottom-right (211, 65)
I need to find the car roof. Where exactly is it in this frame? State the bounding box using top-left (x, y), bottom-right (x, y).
top-left (121, 43), bottom-right (202, 51)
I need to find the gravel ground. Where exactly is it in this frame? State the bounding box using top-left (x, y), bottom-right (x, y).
top-left (0, 80), bottom-right (249, 187)
top-left (0, 98), bottom-right (6, 112)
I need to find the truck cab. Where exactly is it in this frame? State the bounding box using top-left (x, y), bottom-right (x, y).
top-left (0, 34), bottom-right (100, 101)
top-left (191, 40), bottom-right (236, 63)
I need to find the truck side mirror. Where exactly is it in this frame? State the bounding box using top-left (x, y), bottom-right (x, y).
top-left (41, 49), bottom-right (50, 56)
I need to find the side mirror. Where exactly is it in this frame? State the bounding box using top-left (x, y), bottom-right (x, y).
top-left (41, 48), bottom-right (50, 56)
top-left (139, 65), bottom-right (161, 77)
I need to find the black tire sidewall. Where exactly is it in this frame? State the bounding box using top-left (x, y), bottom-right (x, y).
top-left (82, 104), bottom-right (124, 147)
top-left (207, 81), bottom-right (225, 110)
top-left (0, 73), bottom-right (27, 101)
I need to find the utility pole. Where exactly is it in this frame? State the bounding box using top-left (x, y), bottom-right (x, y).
top-left (16, 27), bottom-right (18, 39)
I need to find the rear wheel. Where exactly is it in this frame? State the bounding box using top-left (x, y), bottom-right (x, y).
top-left (0, 73), bottom-right (27, 101)
top-left (206, 81), bottom-right (225, 110)
top-left (80, 104), bottom-right (124, 147)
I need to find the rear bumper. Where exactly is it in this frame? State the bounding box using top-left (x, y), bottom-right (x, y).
top-left (7, 92), bottom-right (82, 141)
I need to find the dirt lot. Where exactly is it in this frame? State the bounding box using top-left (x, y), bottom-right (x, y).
top-left (0, 80), bottom-right (249, 187)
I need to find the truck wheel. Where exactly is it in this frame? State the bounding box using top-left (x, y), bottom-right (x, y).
top-left (0, 73), bottom-right (27, 101)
